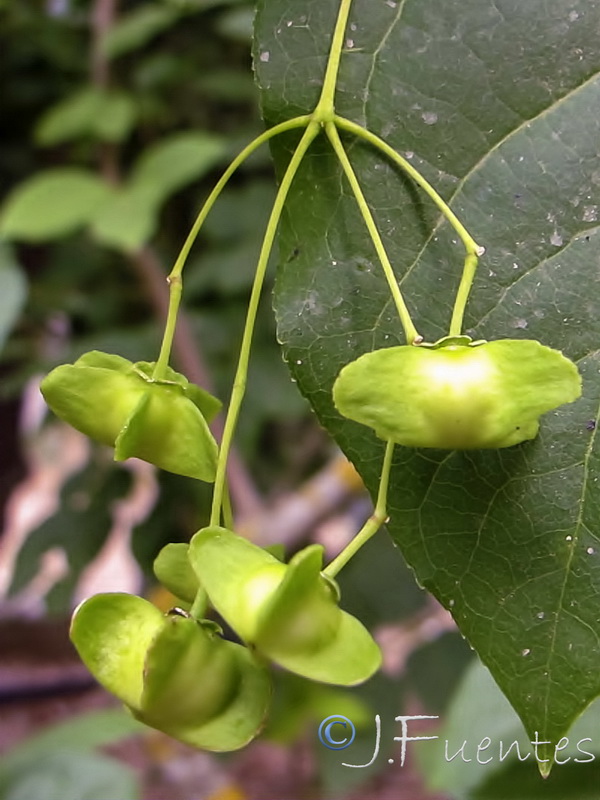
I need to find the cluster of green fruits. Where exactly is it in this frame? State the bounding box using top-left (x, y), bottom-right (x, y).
top-left (41, 352), bottom-right (381, 750)
top-left (40, 336), bottom-right (580, 749)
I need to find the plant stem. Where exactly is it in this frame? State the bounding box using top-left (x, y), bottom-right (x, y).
top-left (151, 115), bottom-right (311, 378)
top-left (334, 115), bottom-right (485, 335)
top-left (326, 122), bottom-right (420, 343)
top-left (152, 275), bottom-right (181, 380)
top-left (169, 116), bottom-right (311, 283)
top-left (208, 0), bottom-right (358, 525)
top-left (323, 439), bottom-right (395, 578)
top-left (449, 252), bottom-right (479, 336)
top-left (189, 588), bottom-right (208, 620)
top-left (313, 0), bottom-right (354, 119)
top-left (209, 121), bottom-right (321, 525)
top-left (222, 481), bottom-right (234, 530)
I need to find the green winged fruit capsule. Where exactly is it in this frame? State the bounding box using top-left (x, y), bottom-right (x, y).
top-left (40, 351), bottom-right (221, 481)
top-left (70, 593), bottom-right (271, 751)
top-left (153, 542), bottom-right (201, 605)
top-left (332, 337), bottom-right (582, 449)
top-left (189, 526), bottom-right (381, 686)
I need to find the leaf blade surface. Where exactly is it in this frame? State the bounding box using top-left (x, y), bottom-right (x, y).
top-left (255, 0), bottom-right (600, 757)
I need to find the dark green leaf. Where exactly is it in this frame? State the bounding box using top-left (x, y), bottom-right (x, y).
top-left (255, 0), bottom-right (600, 763)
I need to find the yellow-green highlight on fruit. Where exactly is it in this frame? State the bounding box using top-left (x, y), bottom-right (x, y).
top-left (40, 350), bottom-right (221, 481)
top-left (189, 526), bottom-right (382, 685)
top-left (70, 593), bottom-right (271, 751)
top-left (333, 337), bottom-right (581, 449)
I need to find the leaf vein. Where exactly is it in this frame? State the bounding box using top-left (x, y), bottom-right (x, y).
top-left (540, 384), bottom-right (600, 731)
top-left (395, 70), bottom-right (600, 293)
top-left (360, 0), bottom-right (409, 124)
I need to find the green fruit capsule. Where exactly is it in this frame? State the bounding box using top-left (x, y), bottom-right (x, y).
top-left (70, 593), bottom-right (271, 751)
top-left (40, 351), bottom-right (221, 481)
top-left (153, 542), bottom-right (201, 605)
top-left (189, 526), bottom-right (381, 686)
top-left (332, 337), bottom-right (581, 449)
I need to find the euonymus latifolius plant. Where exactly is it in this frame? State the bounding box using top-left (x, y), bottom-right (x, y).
top-left (40, 0), bottom-right (591, 772)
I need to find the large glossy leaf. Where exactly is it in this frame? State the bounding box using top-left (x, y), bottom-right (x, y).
top-left (254, 0), bottom-right (600, 766)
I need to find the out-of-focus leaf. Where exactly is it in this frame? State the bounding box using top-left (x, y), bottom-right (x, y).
top-left (198, 70), bottom-right (258, 102)
top-left (90, 185), bottom-right (158, 253)
top-left (0, 751), bottom-right (139, 800)
top-left (35, 88), bottom-right (137, 145)
top-left (0, 244), bottom-right (27, 351)
top-left (0, 710), bottom-right (143, 781)
top-left (102, 0), bottom-right (245, 59)
top-left (93, 96), bottom-right (137, 143)
top-left (101, 6), bottom-right (181, 59)
top-left (186, 181), bottom-right (276, 296)
top-left (264, 672), bottom-right (371, 745)
top-left (130, 132), bottom-right (226, 205)
top-left (92, 132), bottom-right (226, 252)
top-left (0, 710), bottom-right (142, 800)
top-left (0, 169), bottom-right (113, 242)
top-left (315, 672), bottom-right (403, 798)
top-left (132, 53), bottom-right (182, 91)
top-left (91, 132), bottom-right (226, 252)
top-left (418, 659), bottom-right (600, 799)
top-left (473, 761), bottom-right (600, 800)
top-left (216, 7), bottom-right (254, 42)
top-left (407, 633), bottom-right (474, 715)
